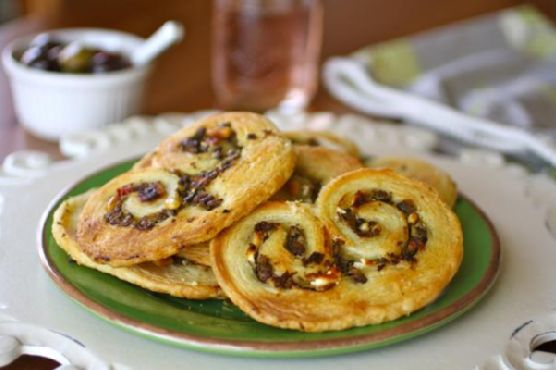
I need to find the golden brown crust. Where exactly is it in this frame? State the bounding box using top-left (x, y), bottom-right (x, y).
top-left (77, 112), bottom-right (296, 266)
top-left (53, 191), bottom-right (223, 299)
top-left (275, 146), bottom-right (363, 202)
top-left (176, 243), bottom-right (211, 267)
top-left (368, 157), bottom-right (458, 208)
top-left (131, 150), bottom-right (159, 171)
top-left (211, 169), bottom-right (463, 332)
top-left (294, 145), bottom-right (363, 183)
top-left (283, 130), bottom-right (361, 158)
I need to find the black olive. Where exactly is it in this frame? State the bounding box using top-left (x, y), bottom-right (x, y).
top-left (19, 34), bottom-right (131, 74)
top-left (30, 33), bottom-right (62, 50)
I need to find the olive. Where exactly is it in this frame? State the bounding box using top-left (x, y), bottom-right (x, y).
top-left (18, 33), bottom-right (132, 74)
top-left (47, 45), bottom-right (62, 62)
top-left (91, 51), bottom-right (130, 73)
top-left (29, 33), bottom-right (62, 50)
top-left (59, 42), bottom-right (95, 73)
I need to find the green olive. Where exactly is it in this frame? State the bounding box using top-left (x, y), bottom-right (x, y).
top-left (59, 43), bottom-right (95, 73)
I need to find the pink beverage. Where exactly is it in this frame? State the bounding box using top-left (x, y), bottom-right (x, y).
top-left (212, 0), bottom-right (323, 113)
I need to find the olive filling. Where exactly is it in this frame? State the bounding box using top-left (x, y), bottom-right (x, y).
top-left (335, 189), bottom-right (429, 275)
top-left (285, 175), bottom-right (321, 203)
top-left (285, 225), bottom-right (306, 256)
top-left (249, 222), bottom-right (338, 291)
top-left (104, 124), bottom-right (244, 230)
top-left (330, 238), bottom-right (368, 284)
top-left (337, 208), bottom-right (381, 237)
top-left (137, 182), bottom-right (166, 201)
top-left (176, 122), bottom-right (243, 209)
top-left (105, 181), bottom-right (177, 230)
top-left (179, 123), bottom-right (241, 162)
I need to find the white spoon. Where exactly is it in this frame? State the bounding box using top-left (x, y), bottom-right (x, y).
top-left (131, 21), bottom-right (184, 65)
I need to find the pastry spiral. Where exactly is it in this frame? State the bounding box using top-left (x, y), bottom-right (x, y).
top-left (367, 157), bottom-right (458, 208)
top-left (276, 145), bottom-right (363, 203)
top-left (283, 130), bottom-right (361, 158)
top-left (211, 168), bottom-right (463, 332)
top-left (53, 191), bottom-right (222, 299)
top-left (77, 112), bottom-right (295, 266)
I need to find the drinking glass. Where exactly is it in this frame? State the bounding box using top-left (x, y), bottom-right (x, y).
top-left (212, 0), bottom-right (323, 113)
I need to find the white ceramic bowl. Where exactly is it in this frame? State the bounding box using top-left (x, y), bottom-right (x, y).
top-left (2, 28), bottom-right (152, 140)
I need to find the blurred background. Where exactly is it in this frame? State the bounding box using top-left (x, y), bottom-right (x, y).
top-left (1, 0), bottom-right (556, 160)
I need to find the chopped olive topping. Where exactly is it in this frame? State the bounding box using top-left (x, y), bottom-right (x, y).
top-left (352, 191), bottom-right (367, 207)
top-left (176, 143), bottom-right (242, 211)
top-left (105, 207), bottom-right (133, 226)
top-left (371, 189), bottom-right (392, 202)
top-left (104, 145), bottom-right (241, 229)
top-left (180, 127), bottom-right (208, 153)
top-left (253, 221), bottom-right (278, 243)
top-left (255, 222), bottom-right (278, 233)
top-left (137, 182), bottom-right (166, 202)
top-left (337, 207), bottom-right (381, 237)
top-left (330, 238), bottom-right (345, 270)
top-left (350, 269), bottom-right (368, 284)
top-left (286, 175), bottom-right (321, 203)
top-left (377, 258), bottom-right (387, 271)
top-left (412, 222), bottom-right (428, 242)
top-left (285, 225), bottom-right (306, 257)
top-left (352, 189), bottom-right (393, 207)
top-left (255, 254), bottom-right (274, 283)
top-left (332, 191), bottom-right (429, 275)
top-left (247, 133), bottom-right (257, 140)
top-left (104, 182), bottom-right (177, 230)
top-left (272, 271), bottom-right (294, 289)
top-left (179, 123), bottom-right (241, 163)
top-left (397, 199), bottom-right (416, 214)
top-left (249, 224), bottom-right (336, 290)
top-left (329, 238), bottom-right (368, 284)
top-left (135, 217), bottom-right (156, 231)
top-left (190, 191), bottom-right (222, 210)
top-left (386, 252), bottom-right (401, 265)
top-left (303, 251), bottom-right (325, 266)
top-left (254, 252), bottom-right (296, 289)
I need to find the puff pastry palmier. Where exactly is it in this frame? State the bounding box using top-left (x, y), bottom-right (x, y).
top-left (77, 112), bottom-right (295, 266)
top-left (139, 112), bottom-right (293, 174)
top-left (276, 146), bottom-right (363, 202)
top-left (211, 202), bottom-right (342, 331)
top-left (283, 130), bottom-right (361, 158)
top-left (53, 191), bottom-right (222, 299)
top-left (367, 157), bottom-right (458, 208)
top-left (211, 169), bottom-right (463, 332)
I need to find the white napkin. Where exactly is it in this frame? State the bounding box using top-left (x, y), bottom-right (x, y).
top-left (323, 5), bottom-right (556, 167)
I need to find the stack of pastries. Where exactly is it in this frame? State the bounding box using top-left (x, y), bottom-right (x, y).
top-left (52, 112), bottom-right (463, 332)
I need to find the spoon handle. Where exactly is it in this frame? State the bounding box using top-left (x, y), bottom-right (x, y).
top-left (132, 21), bottom-right (184, 65)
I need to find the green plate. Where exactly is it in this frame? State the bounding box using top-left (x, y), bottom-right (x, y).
top-left (38, 159), bottom-right (500, 358)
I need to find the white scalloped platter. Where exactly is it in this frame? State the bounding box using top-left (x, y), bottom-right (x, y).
top-left (1, 112), bottom-right (556, 369)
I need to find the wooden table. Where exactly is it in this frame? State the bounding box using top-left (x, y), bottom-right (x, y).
top-left (2, 0), bottom-right (556, 162)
